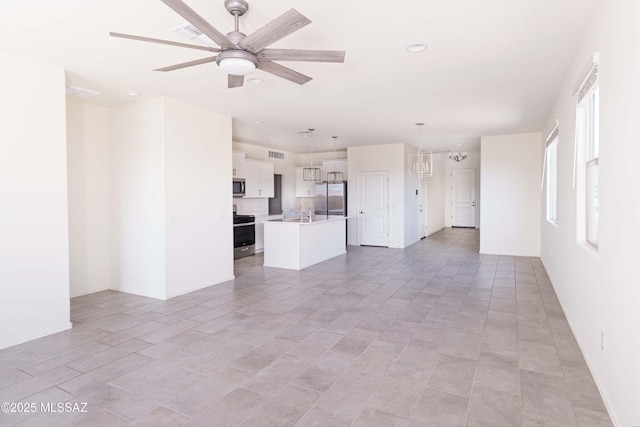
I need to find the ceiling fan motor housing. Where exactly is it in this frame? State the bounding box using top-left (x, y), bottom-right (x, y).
top-left (226, 30), bottom-right (247, 47)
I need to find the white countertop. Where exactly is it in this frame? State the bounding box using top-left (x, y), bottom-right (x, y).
top-left (265, 215), bottom-right (352, 225)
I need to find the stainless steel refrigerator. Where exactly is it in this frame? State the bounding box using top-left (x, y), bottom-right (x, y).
top-left (314, 182), bottom-right (347, 218)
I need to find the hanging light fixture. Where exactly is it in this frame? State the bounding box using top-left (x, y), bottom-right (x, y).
top-left (448, 151), bottom-right (468, 162)
top-left (327, 136), bottom-right (344, 183)
top-left (409, 122), bottom-right (433, 179)
top-left (302, 128), bottom-right (321, 181)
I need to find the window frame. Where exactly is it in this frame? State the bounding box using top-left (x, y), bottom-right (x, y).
top-left (586, 157), bottom-right (599, 246)
top-left (545, 133), bottom-right (559, 225)
top-left (575, 66), bottom-right (599, 248)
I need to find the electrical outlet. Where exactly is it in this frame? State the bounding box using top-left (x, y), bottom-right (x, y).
top-left (601, 330), bottom-right (606, 352)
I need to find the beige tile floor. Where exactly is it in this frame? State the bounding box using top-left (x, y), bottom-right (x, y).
top-left (0, 228), bottom-right (612, 426)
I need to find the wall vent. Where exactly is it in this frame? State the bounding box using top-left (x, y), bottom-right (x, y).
top-left (269, 151), bottom-right (285, 160)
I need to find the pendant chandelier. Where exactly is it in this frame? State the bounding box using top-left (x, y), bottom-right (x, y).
top-left (409, 122), bottom-right (433, 179)
top-left (326, 136), bottom-right (344, 183)
top-left (302, 128), bottom-right (321, 181)
top-left (448, 151), bottom-right (468, 162)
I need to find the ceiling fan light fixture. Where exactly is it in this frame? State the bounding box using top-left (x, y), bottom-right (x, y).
top-left (218, 57), bottom-right (256, 76)
top-left (216, 50), bottom-right (258, 76)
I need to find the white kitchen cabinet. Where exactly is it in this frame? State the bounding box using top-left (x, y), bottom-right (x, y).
top-left (244, 160), bottom-right (274, 198)
top-left (321, 159), bottom-right (348, 182)
top-left (255, 222), bottom-right (265, 252)
top-left (232, 151), bottom-right (246, 178)
top-left (263, 217), bottom-right (347, 270)
top-left (295, 167), bottom-right (317, 197)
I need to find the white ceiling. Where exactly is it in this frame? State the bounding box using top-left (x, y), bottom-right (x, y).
top-left (0, 0), bottom-right (599, 153)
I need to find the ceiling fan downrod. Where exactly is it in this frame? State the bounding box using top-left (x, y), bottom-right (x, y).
top-left (224, 0), bottom-right (248, 46)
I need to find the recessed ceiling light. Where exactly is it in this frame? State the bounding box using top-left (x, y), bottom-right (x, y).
top-left (128, 90), bottom-right (140, 97)
top-left (407, 43), bottom-right (428, 53)
top-left (253, 120), bottom-right (264, 125)
top-left (247, 78), bottom-right (263, 84)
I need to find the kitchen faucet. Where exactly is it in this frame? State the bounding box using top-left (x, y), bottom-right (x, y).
top-left (299, 208), bottom-right (312, 222)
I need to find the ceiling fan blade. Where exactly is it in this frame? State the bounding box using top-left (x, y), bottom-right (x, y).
top-left (257, 61), bottom-right (312, 85)
top-left (228, 75), bottom-right (244, 88)
top-left (154, 56), bottom-right (218, 72)
top-left (109, 32), bottom-right (219, 52)
top-left (160, 0), bottom-right (233, 49)
top-left (239, 9), bottom-right (311, 53)
top-left (258, 49), bottom-right (345, 63)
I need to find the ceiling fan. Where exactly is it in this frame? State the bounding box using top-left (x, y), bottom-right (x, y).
top-left (110, 0), bottom-right (346, 88)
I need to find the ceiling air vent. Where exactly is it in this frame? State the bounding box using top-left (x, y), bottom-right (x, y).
top-left (65, 85), bottom-right (101, 99)
top-left (170, 23), bottom-right (215, 47)
top-left (268, 151), bottom-right (285, 160)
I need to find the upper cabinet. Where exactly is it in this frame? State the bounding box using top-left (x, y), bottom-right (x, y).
top-left (295, 167), bottom-right (316, 197)
top-left (232, 151), bottom-right (246, 178)
top-left (244, 160), bottom-right (274, 198)
top-left (232, 151), bottom-right (274, 198)
top-left (321, 159), bottom-right (348, 182)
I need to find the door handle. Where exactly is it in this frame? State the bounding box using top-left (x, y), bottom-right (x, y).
top-left (360, 211), bottom-right (364, 214)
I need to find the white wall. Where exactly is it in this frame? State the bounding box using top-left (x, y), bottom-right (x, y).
top-left (109, 97), bottom-right (233, 300)
top-left (541, 1), bottom-right (640, 425)
top-left (67, 100), bottom-right (110, 297)
top-left (164, 98), bottom-right (233, 298)
top-left (425, 152), bottom-right (447, 236)
top-left (0, 53), bottom-right (71, 349)
top-left (109, 98), bottom-right (167, 299)
top-left (480, 133), bottom-right (541, 256)
top-left (347, 143), bottom-right (410, 248)
top-left (444, 151), bottom-right (481, 228)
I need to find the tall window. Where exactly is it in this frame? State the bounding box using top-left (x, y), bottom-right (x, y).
top-left (545, 128), bottom-right (559, 224)
top-left (575, 57), bottom-right (599, 247)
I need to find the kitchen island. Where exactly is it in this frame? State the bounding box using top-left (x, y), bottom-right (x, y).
top-left (263, 216), bottom-right (347, 270)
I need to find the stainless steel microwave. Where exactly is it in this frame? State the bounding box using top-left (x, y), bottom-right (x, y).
top-left (233, 178), bottom-right (246, 197)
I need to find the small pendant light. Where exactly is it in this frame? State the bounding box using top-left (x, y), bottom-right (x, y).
top-left (302, 128), bottom-right (321, 181)
top-left (409, 122), bottom-right (433, 179)
top-left (326, 136), bottom-right (344, 183)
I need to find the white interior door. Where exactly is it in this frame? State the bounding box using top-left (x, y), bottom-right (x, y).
top-left (452, 168), bottom-right (476, 227)
top-left (359, 171), bottom-right (389, 246)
